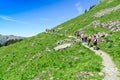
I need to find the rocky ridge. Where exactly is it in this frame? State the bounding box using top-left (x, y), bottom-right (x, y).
top-left (94, 4), bottom-right (120, 18)
top-left (82, 20), bottom-right (120, 32)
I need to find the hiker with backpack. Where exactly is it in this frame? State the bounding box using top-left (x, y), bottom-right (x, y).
top-left (87, 35), bottom-right (92, 47)
top-left (84, 35), bottom-right (88, 42)
top-left (93, 35), bottom-right (98, 50)
top-left (77, 31), bottom-right (81, 38)
top-left (80, 33), bottom-right (84, 42)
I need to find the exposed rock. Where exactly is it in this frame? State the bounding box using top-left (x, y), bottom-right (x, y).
top-left (45, 47), bottom-right (51, 52)
top-left (55, 39), bottom-right (72, 45)
top-left (57, 27), bottom-right (63, 30)
top-left (78, 50), bottom-right (83, 53)
top-left (29, 53), bottom-right (41, 61)
top-left (94, 4), bottom-right (120, 17)
top-left (98, 72), bottom-right (104, 76)
top-left (84, 20), bottom-right (120, 32)
top-left (92, 20), bottom-right (101, 26)
top-left (54, 43), bottom-right (71, 51)
top-left (75, 72), bottom-right (96, 79)
top-left (71, 56), bottom-right (79, 61)
top-left (96, 32), bottom-right (109, 38)
top-left (31, 42), bottom-right (36, 47)
top-left (102, 20), bottom-right (120, 32)
top-left (72, 40), bottom-right (77, 44)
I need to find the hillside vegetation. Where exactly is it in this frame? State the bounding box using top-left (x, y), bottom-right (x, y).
top-left (0, 33), bottom-right (103, 80)
top-left (0, 0), bottom-right (120, 80)
top-left (55, 0), bottom-right (120, 70)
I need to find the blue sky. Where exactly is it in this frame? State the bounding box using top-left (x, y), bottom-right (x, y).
top-left (0, 0), bottom-right (100, 37)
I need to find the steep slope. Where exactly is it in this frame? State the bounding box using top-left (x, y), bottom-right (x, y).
top-left (55, 0), bottom-right (120, 70)
top-left (0, 33), bottom-right (103, 80)
top-left (0, 0), bottom-right (120, 80)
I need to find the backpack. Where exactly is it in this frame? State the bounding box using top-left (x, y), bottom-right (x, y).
top-left (93, 37), bottom-right (97, 43)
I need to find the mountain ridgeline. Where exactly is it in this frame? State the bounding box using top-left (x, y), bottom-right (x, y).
top-left (0, 0), bottom-right (120, 80)
top-left (0, 34), bottom-right (23, 44)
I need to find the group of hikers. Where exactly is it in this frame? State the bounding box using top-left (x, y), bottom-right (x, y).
top-left (45, 28), bottom-right (99, 50)
top-left (46, 29), bottom-right (55, 33)
top-left (74, 31), bottom-right (98, 50)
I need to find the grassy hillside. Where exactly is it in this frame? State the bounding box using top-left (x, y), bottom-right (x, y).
top-left (0, 0), bottom-right (120, 79)
top-left (0, 33), bottom-right (103, 80)
top-left (55, 0), bottom-right (120, 69)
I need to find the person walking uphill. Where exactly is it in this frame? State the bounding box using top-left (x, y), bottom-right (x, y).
top-left (93, 35), bottom-right (98, 50)
top-left (87, 35), bottom-right (92, 47)
top-left (80, 33), bottom-right (84, 42)
top-left (77, 31), bottom-right (81, 38)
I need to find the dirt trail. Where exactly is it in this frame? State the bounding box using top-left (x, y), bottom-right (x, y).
top-left (82, 43), bottom-right (120, 80)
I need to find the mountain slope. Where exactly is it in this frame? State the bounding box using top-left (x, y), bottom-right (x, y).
top-left (0, 0), bottom-right (120, 79)
top-left (0, 33), bottom-right (103, 80)
top-left (55, 0), bottom-right (120, 69)
top-left (0, 34), bottom-right (23, 44)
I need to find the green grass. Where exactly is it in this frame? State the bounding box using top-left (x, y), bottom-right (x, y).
top-left (0, 0), bottom-right (120, 79)
top-left (0, 33), bottom-right (103, 80)
top-left (99, 32), bottom-right (120, 69)
top-left (54, 0), bottom-right (120, 71)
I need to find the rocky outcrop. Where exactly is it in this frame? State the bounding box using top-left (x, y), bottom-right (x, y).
top-left (45, 47), bottom-right (51, 52)
top-left (94, 4), bottom-right (120, 17)
top-left (85, 20), bottom-right (120, 32)
top-left (55, 39), bottom-right (71, 46)
top-left (54, 43), bottom-right (71, 51)
top-left (101, 20), bottom-right (120, 32)
top-left (75, 72), bottom-right (104, 79)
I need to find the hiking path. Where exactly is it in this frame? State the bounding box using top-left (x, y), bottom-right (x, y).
top-left (82, 43), bottom-right (120, 80)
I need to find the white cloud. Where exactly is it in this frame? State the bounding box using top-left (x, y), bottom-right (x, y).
top-left (0, 15), bottom-right (28, 24)
top-left (75, 2), bottom-right (84, 14)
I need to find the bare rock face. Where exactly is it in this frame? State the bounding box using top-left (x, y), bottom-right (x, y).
top-left (94, 4), bottom-right (120, 18)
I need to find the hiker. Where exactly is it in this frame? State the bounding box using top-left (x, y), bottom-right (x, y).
top-left (93, 35), bottom-right (98, 50)
top-left (84, 35), bottom-right (88, 42)
top-left (74, 31), bottom-right (77, 37)
top-left (80, 33), bottom-right (84, 42)
top-left (46, 29), bottom-right (48, 32)
top-left (77, 31), bottom-right (81, 38)
top-left (87, 35), bottom-right (92, 47)
top-left (52, 29), bottom-right (55, 33)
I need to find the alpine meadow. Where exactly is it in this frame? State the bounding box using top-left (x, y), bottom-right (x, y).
top-left (0, 0), bottom-right (120, 80)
